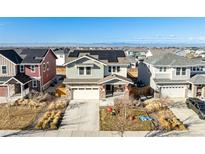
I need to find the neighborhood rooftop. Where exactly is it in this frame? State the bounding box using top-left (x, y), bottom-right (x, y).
top-left (66, 50), bottom-right (129, 64)
top-left (145, 52), bottom-right (205, 67)
top-left (17, 48), bottom-right (50, 63)
top-left (0, 49), bottom-right (22, 64)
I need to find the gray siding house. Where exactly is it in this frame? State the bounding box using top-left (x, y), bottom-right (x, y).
top-left (63, 50), bottom-right (133, 100)
top-left (138, 53), bottom-right (205, 99)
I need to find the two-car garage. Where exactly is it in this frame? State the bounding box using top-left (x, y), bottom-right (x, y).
top-left (160, 85), bottom-right (186, 98)
top-left (71, 86), bottom-right (100, 100)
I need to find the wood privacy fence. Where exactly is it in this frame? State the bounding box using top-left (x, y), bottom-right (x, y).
top-left (129, 86), bottom-right (152, 98)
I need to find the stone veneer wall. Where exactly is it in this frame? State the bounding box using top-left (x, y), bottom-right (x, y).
top-left (99, 84), bottom-right (106, 100)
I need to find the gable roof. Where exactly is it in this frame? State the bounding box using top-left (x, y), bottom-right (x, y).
top-left (0, 50), bottom-right (22, 64)
top-left (64, 55), bottom-right (107, 66)
top-left (66, 50), bottom-right (129, 65)
top-left (4, 74), bottom-right (32, 85)
top-left (145, 52), bottom-right (205, 67)
top-left (17, 48), bottom-right (57, 64)
top-left (98, 74), bottom-right (133, 84)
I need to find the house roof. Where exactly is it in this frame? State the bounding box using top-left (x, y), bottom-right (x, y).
top-left (98, 74), bottom-right (133, 84)
top-left (53, 48), bottom-right (70, 54)
top-left (66, 50), bottom-right (129, 65)
top-left (4, 74), bottom-right (32, 85)
top-left (16, 48), bottom-right (57, 64)
top-left (154, 78), bottom-right (188, 85)
top-left (0, 77), bottom-right (11, 84)
top-left (0, 50), bottom-right (22, 64)
top-left (145, 52), bottom-right (205, 67)
top-left (188, 74), bottom-right (205, 85)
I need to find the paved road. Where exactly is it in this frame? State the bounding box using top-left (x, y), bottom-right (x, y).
top-left (60, 100), bottom-right (99, 131)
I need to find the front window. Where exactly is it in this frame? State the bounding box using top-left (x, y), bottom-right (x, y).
top-left (163, 67), bottom-right (166, 72)
top-left (182, 67), bottom-right (186, 75)
top-left (20, 65), bottom-right (24, 73)
top-left (30, 65), bottom-right (35, 72)
top-left (43, 63), bottom-right (46, 72)
top-left (159, 67), bottom-right (163, 72)
top-left (113, 66), bottom-right (116, 72)
top-left (79, 67), bottom-right (84, 75)
top-left (108, 66), bottom-right (111, 72)
top-left (1, 66), bottom-right (7, 74)
top-left (32, 80), bottom-right (37, 88)
top-left (86, 67), bottom-right (91, 75)
top-left (176, 67), bottom-right (181, 75)
top-left (117, 66), bottom-right (120, 72)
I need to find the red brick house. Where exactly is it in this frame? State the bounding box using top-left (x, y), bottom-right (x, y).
top-left (0, 48), bottom-right (57, 98)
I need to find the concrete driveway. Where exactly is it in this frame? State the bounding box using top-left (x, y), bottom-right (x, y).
top-left (60, 100), bottom-right (99, 131)
top-left (169, 99), bottom-right (205, 135)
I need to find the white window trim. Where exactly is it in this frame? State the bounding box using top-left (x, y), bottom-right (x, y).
top-left (30, 65), bottom-right (35, 72)
top-left (32, 79), bottom-right (38, 88)
top-left (43, 63), bottom-right (46, 72)
top-left (1, 65), bottom-right (7, 75)
top-left (108, 65), bottom-right (121, 73)
top-left (78, 67), bottom-right (92, 76)
top-left (19, 65), bottom-right (25, 73)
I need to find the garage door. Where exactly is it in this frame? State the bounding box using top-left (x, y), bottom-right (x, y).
top-left (161, 85), bottom-right (186, 98)
top-left (72, 87), bottom-right (99, 100)
top-left (0, 86), bottom-right (8, 97)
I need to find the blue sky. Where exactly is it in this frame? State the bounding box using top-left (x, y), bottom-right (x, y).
top-left (1, 17), bottom-right (205, 44)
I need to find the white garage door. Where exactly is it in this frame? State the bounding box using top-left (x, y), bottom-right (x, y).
top-left (161, 85), bottom-right (186, 98)
top-left (72, 87), bottom-right (99, 100)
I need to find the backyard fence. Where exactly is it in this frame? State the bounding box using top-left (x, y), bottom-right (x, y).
top-left (129, 86), bottom-right (153, 98)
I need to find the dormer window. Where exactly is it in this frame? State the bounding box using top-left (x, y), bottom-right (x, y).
top-left (78, 67), bottom-right (91, 75)
top-left (30, 65), bottom-right (35, 72)
top-left (19, 65), bottom-right (24, 73)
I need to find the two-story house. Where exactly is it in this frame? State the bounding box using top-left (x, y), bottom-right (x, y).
top-left (63, 50), bottom-right (133, 100)
top-left (138, 53), bottom-right (205, 98)
top-left (0, 48), bottom-right (57, 99)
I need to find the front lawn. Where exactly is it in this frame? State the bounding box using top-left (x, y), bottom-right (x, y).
top-left (100, 107), bottom-right (156, 131)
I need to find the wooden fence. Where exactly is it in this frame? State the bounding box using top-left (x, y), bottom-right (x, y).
top-left (129, 86), bottom-right (152, 98)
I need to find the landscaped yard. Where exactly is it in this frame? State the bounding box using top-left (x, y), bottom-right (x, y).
top-left (100, 107), bottom-right (155, 131)
top-left (100, 98), bottom-right (187, 132)
top-left (0, 93), bottom-right (69, 130)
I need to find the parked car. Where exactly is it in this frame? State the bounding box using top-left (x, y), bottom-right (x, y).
top-left (185, 97), bottom-right (205, 119)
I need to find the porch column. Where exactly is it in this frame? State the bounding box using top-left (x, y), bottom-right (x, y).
top-left (99, 84), bottom-right (106, 100)
top-left (21, 84), bottom-right (23, 98)
top-left (192, 84), bottom-right (197, 97)
top-left (202, 86), bottom-right (205, 98)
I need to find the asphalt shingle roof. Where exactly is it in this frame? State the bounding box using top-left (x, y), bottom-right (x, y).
top-left (18, 48), bottom-right (48, 63)
top-left (188, 74), bottom-right (205, 85)
top-left (145, 53), bottom-right (205, 67)
top-left (0, 50), bottom-right (22, 64)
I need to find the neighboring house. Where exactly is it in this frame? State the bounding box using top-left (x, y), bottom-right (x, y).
top-left (138, 53), bottom-right (205, 98)
top-left (53, 48), bottom-right (70, 76)
top-left (63, 50), bottom-right (133, 100)
top-left (0, 48), bottom-right (57, 98)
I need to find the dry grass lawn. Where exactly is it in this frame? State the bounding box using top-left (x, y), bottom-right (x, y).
top-left (0, 105), bottom-right (43, 130)
top-left (100, 107), bottom-right (155, 131)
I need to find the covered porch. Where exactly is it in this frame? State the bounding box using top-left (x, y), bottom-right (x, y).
top-left (98, 74), bottom-right (133, 100)
top-left (4, 75), bottom-right (32, 98)
top-left (187, 74), bottom-right (205, 99)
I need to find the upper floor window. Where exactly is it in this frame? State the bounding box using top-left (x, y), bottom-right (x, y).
top-left (200, 66), bottom-right (204, 71)
top-left (117, 66), bottom-right (120, 72)
top-left (182, 67), bottom-right (186, 75)
top-left (1, 65), bottom-right (7, 74)
top-left (86, 67), bottom-right (91, 75)
top-left (176, 67), bottom-right (181, 75)
top-left (43, 63), bottom-right (46, 72)
top-left (193, 67), bottom-right (196, 71)
top-left (32, 79), bottom-right (37, 88)
top-left (19, 65), bottom-right (24, 73)
top-left (30, 65), bottom-right (35, 72)
top-left (59, 55), bottom-right (63, 58)
top-left (108, 66), bottom-right (111, 72)
top-left (113, 66), bottom-right (116, 72)
top-left (159, 67), bottom-right (166, 72)
top-left (79, 67), bottom-right (91, 75)
top-left (47, 62), bottom-right (49, 71)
